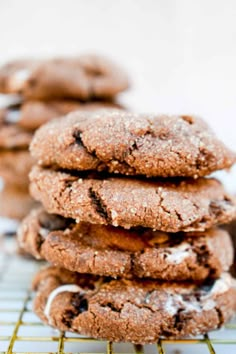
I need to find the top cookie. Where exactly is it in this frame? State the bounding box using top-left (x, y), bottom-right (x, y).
top-left (0, 55), bottom-right (129, 100)
top-left (31, 110), bottom-right (236, 178)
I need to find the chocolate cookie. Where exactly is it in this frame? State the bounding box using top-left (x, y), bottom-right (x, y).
top-left (0, 100), bottom-right (123, 132)
top-left (0, 184), bottom-right (38, 220)
top-left (0, 125), bottom-right (32, 148)
top-left (30, 110), bottom-right (235, 178)
top-left (0, 150), bottom-right (34, 187)
top-left (32, 265), bottom-right (236, 343)
top-left (30, 166), bottom-right (236, 231)
top-left (18, 208), bottom-right (233, 280)
top-left (0, 55), bottom-right (129, 100)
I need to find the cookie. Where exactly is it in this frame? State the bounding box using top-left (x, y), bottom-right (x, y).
top-left (18, 208), bottom-right (233, 280)
top-left (32, 265), bottom-right (236, 343)
top-left (0, 184), bottom-right (38, 220)
top-left (30, 166), bottom-right (236, 231)
top-left (0, 125), bottom-right (32, 149)
top-left (0, 150), bottom-right (34, 187)
top-left (0, 55), bottom-right (129, 100)
top-left (0, 100), bottom-right (123, 132)
top-left (30, 110), bottom-right (235, 178)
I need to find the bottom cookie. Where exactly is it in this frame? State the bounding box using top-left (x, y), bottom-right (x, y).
top-left (32, 266), bottom-right (236, 344)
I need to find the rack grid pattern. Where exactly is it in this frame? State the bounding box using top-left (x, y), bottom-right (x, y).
top-left (0, 243), bottom-right (236, 354)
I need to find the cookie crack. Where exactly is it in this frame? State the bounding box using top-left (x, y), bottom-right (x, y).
top-left (89, 308), bottom-right (102, 337)
top-left (88, 187), bottom-right (110, 222)
top-left (186, 198), bottom-right (234, 231)
top-left (62, 293), bottom-right (88, 327)
top-left (73, 127), bottom-right (158, 175)
top-left (173, 308), bottom-right (185, 332)
top-left (215, 307), bottom-right (224, 328)
top-left (51, 178), bottom-right (73, 213)
top-left (157, 190), bottom-right (183, 223)
top-left (124, 131), bottom-right (155, 164)
top-left (196, 145), bottom-right (215, 171)
top-left (95, 133), bottom-right (156, 174)
top-left (130, 253), bottom-right (135, 273)
top-left (157, 191), bottom-right (171, 216)
top-left (72, 129), bottom-right (99, 159)
top-left (100, 298), bottom-right (156, 315)
top-left (73, 129), bottom-right (87, 148)
top-left (72, 129), bottom-right (127, 172)
top-left (35, 231), bottom-right (45, 256)
top-left (174, 208), bottom-right (184, 222)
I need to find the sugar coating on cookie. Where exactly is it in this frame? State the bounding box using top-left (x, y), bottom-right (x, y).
top-left (29, 166), bottom-right (236, 231)
top-left (30, 110), bottom-right (236, 178)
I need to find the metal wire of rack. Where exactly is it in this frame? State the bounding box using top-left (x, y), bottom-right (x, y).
top-left (0, 237), bottom-right (236, 354)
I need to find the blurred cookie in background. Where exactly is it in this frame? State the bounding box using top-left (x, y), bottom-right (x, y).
top-left (0, 182), bottom-right (38, 221)
top-left (0, 150), bottom-right (34, 188)
top-left (0, 55), bottom-right (129, 100)
top-left (0, 54), bottom-right (129, 224)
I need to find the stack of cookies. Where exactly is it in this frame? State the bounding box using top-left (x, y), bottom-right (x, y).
top-left (18, 110), bottom-right (236, 343)
top-left (0, 55), bottom-right (128, 224)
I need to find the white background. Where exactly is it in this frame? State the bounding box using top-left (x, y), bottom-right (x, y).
top-left (0, 0), bottom-right (236, 190)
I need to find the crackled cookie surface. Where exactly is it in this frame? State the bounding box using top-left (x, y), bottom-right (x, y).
top-left (31, 110), bottom-right (235, 177)
top-left (30, 166), bottom-right (236, 231)
top-left (0, 55), bottom-right (129, 100)
top-left (32, 266), bottom-right (236, 344)
top-left (18, 208), bottom-right (233, 280)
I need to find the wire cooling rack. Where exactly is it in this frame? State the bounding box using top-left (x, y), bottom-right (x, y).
top-left (0, 235), bottom-right (236, 354)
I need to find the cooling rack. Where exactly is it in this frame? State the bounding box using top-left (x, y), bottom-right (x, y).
top-left (0, 234), bottom-right (236, 354)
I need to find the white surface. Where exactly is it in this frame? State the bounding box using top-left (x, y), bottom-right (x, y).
top-left (1, 0), bottom-right (236, 190)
